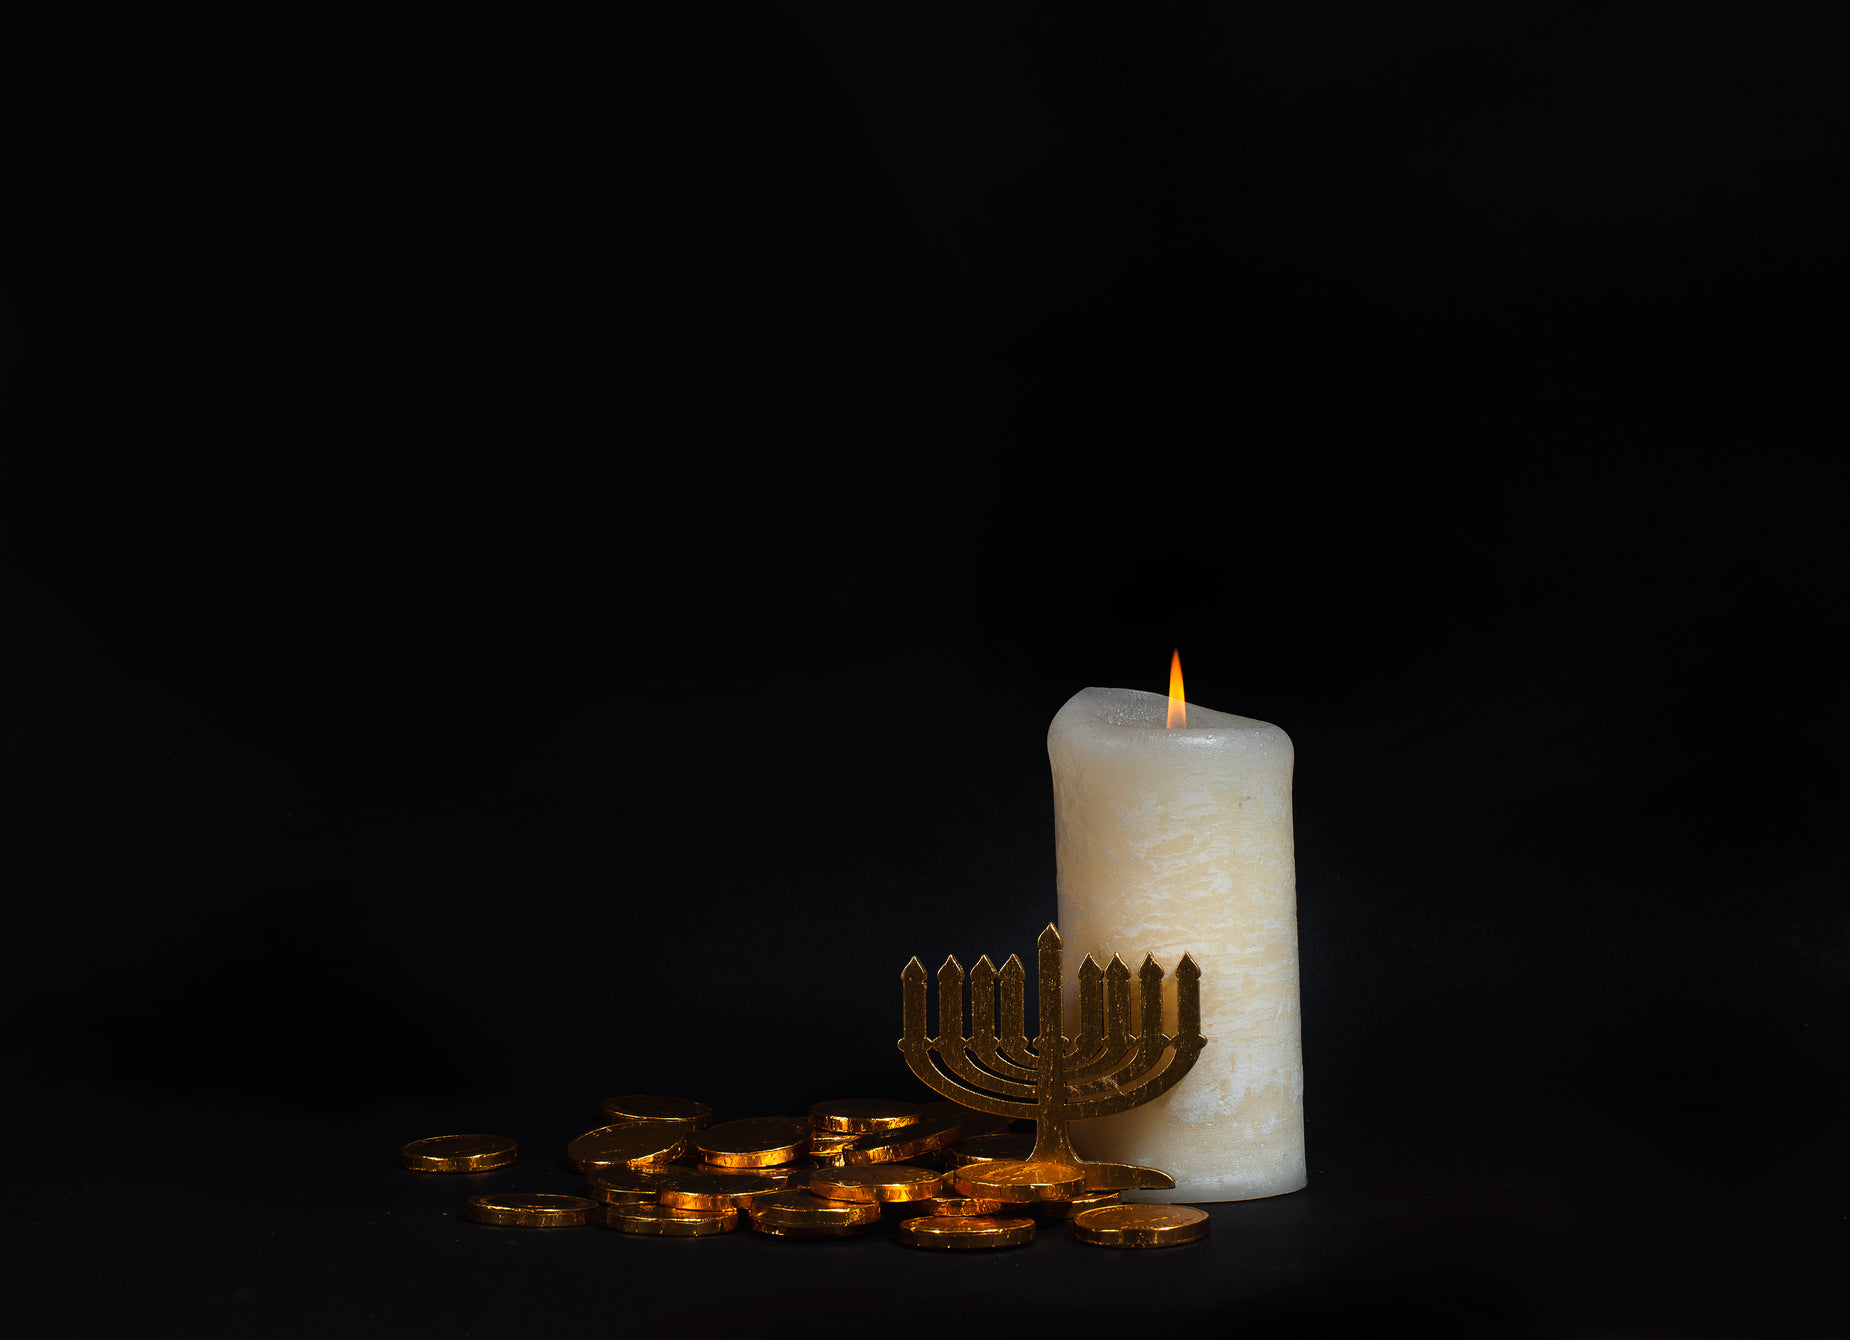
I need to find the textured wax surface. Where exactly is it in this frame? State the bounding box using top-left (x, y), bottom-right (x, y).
top-left (1049, 687), bottom-right (1306, 1202)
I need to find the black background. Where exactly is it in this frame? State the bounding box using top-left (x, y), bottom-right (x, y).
top-left (2, 5), bottom-right (1843, 1334)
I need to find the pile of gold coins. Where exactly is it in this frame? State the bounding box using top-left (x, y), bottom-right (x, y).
top-left (400, 1094), bottom-right (1208, 1250)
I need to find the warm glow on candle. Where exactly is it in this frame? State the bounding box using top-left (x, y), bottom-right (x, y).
top-left (1166, 650), bottom-right (1186, 729)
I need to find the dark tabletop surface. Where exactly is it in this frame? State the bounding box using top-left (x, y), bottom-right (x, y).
top-left (4, 6), bottom-right (1844, 1335)
top-left (8, 1071), bottom-right (1839, 1335)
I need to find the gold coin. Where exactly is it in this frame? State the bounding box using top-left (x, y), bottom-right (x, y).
top-left (1035, 1189), bottom-right (1122, 1218)
top-left (658, 1170), bottom-right (797, 1211)
top-left (897, 1215), bottom-right (1036, 1250)
top-left (745, 1189), bottom-right (882, 1237)
top-left (808, 1164), bottom-right (946, 1204)
top-left (466, 1193), bottom-right (598, 1227)
top-left (1071, 1203), bottom-right (1211, 1248)
top-left (566, 1121), bottom-right (693, 1173)
top-left (806, 1130), bottom-right (865, 1157)
top-left (919, 1101), bottom-right (1013, 1138)
top-left (839, 1116), bottom-right (963, 1165)
top-left (694, 1117), bottom-right (813, 1168)
top-left (696, 1160), bottom-right (807, 1179)
top-left (700, 1163), bottom-right (814, 1191)
top-left (603, 1203), bottom-right (738, 1236)
top-left (697, 1163), bottom-right (814, 1192)
top-left (599, 1095), bottom-right (713, 1129)
top-left (952, 1160), bottom-right (1087, 1203)
top-left (807, 1099), bottom-right (924, 1134)
top-left (583, 1165), bottom-right (672, 1205)
top-left (946, 1133), bottom-right (1038, 1167)
top-left (929, 1193), bottom-right (1008, 1216)
top-left (399, 1134), bottom-right (518, 1173)
top-left (591, 1187), bottom-right (659, 1206)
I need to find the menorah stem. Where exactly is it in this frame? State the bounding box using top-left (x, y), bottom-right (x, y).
top-left (1026, 1121), bottom-right (1083, 1168)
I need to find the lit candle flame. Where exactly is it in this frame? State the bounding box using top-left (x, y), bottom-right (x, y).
top-left (1166, 649), bottom-right (1186, 729)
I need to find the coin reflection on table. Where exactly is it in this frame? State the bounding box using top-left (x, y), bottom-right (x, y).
top-left (896, 1215), bottom-right (1036, 1250)
top-left (466, 1193), bottom-right (598, 1227)
top-left (400, 1134), bottom-right (518, 1173)
top-left (1071, 1203), bottom-right (1211, 1248)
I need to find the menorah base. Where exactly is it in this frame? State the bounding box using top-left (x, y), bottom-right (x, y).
top-left (1021, 1122), bottom-right (1177, 1191)
top-left (1073, 1159), bottom-right (1175, 1192)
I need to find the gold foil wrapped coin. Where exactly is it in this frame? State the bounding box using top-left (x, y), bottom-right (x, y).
top-left (952, 1160), bottom-right (1087, 1203)
top-left (808, 1164), bottom-right (946, 1204)
top-left (466, 1193), bottom-right (598, 1227)
top-left (566, 1121), bottom-right (693, 1173)
top-left (603, 1202), bottom-right (738, 1236)
top-left (599, 1095), bottom-right (713, 1129)
top-left (694, 1117), bottom-right (813, 1169)
top-left (946, 1133), bottom-right (1038, 1167)
top-left (583, 1165), bottom-right (672, 1205)
top-left (1035, 1189), bottom-right (1123, 1218)
top-left (806, 1130), bottom-right (865, 1157)
top-left (1071, 1203), bottom-right (1211, 1248)
top-left (700, 1164), bottom-right (814, 1194)
top-left (807, 1099), bottom-right (924, 1134)
top-left (839, 1116), bottom-right (963, 1165)
top-left (400, 1134), bottom-right (518, 1173)
top-left (591, 1187), bottom-right (659, 1206)
top-left (658, 1170), bottom-right (797, 1211)
top-left (930, 1193), bottom-right (1008, 1216)
top-left (745, 1189), bottom-right (882, 1237)
top-left (697, 1160), bottom-right (809, 1180)
top-left (897, 1215), bottom-right (1036, 1250)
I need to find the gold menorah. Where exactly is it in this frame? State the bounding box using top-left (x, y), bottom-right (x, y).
top-left (899, 923), bottom-right (1206, 1191)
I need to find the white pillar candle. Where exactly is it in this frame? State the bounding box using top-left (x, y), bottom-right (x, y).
top-left (1048, 685), bottom-right (1305, 1202)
